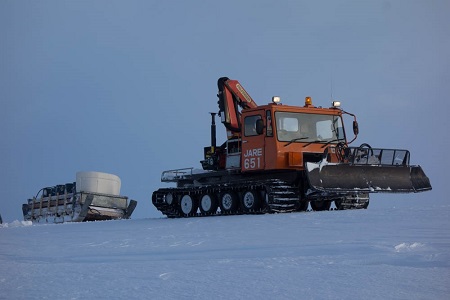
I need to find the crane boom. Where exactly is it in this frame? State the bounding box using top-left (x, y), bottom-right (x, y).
top-left (217, 77), bottom-right (257, 136)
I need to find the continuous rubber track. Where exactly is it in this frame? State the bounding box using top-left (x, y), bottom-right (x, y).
top-left (152, 179), bottom-right (310, 218)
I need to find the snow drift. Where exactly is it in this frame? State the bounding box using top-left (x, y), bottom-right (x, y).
top-left (1, 201), bottom-right (449, 299)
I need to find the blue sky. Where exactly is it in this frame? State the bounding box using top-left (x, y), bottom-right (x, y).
top-left (1, 0), bottom-right (448, 221)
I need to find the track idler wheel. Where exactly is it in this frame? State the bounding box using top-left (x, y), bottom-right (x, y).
top-left (165, 193), bottom-right (174, 205)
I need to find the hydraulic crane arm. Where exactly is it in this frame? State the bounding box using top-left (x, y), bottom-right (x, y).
top-left (217, 77), bottom-right (258, 134)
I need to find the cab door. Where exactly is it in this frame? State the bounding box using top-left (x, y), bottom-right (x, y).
top-left (241, 111), bottom-right (265, 172)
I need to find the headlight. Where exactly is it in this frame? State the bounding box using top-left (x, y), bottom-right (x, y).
top-left (332, 101), bottom-right (341, 108)
top-left (272, 96), bottom-right (281, 104)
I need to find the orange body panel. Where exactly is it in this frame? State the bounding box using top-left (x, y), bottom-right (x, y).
top-left (240, 103), bottom-right (344, 172)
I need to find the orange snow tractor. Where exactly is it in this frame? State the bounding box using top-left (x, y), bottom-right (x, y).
top-left (152, 77), bottom-right (431, 218)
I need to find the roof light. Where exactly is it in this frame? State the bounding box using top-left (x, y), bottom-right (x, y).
top-left (272, 96), bottom-right (281, 104)
top-left (305, 96), bottom-right (312, 106)
top-left (332, 101), bottom-right (341, 108)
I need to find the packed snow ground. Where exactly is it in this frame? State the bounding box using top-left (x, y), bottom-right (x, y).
top-left (1, 200), bottom-right (449, 300)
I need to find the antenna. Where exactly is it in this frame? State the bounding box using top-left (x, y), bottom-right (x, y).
top-left (330, 69), bottom-right (333, 101)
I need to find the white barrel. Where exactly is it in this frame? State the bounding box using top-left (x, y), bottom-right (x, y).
top-left (76, 171), bottom-right (121, 195)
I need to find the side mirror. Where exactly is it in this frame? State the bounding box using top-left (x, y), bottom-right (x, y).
top-left (353, 120), bottom-right (359, 136)
top-left (256, 119), bottom-right (264, 135)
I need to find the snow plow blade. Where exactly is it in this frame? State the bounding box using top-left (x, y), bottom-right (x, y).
top-left (306, 162), bottom-right (432, 194)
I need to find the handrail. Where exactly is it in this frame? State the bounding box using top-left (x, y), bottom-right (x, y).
top-left (343, 147), bottom-right (410, 166)
top-left (161, 168), bottom-right (194, 182)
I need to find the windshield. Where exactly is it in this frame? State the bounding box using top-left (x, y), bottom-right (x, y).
top-left (275, 112), bottom-right (345, 143)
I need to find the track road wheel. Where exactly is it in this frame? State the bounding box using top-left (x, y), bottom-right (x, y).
top-left (310, 200), bottom-right (332, 211)
top-left (241, 190), bottom-right (260, 212)
top-left (199, 194), bottom-right (218, 215)
top-left (220, 192), bottom-right (239, 214)
top-left (179, 195), bottom-right (198, 217)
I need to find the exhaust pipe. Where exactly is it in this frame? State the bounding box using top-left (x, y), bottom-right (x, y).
top-left (210, 112), bottom-right (216, 152)
top-left (200, 113), bottom-right (219, 171)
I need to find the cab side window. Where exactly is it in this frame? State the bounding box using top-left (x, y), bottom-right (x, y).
top-left (244, 115), bottom-right (262, 137)
top-left (266, 110), bottom-right (273, 137)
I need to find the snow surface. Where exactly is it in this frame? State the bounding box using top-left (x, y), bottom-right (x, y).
top-left (1, 202), bottom-right (449, 300)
